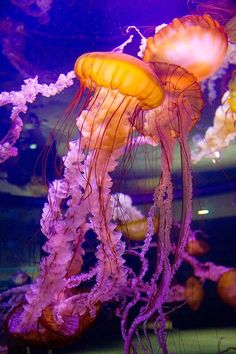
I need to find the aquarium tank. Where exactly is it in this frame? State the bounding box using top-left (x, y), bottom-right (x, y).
top-left (0, 0), bottom-right (236, 353)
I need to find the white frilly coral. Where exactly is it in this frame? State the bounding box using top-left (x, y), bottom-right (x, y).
top-left (202, 43), bottom-right (236, 103)
top-left (192, 90), bottom-right (236, 163)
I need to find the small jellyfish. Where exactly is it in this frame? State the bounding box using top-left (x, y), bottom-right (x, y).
top-left (117, 218), bottom-right (148, 241)
top-left (186, 239), bottom-right (210, 256)
top-left (217, 269), bottom-right (236, 309)
top-left (117, 217), bottom-right (159, 241)
top-left (185, 276), bottom-right (204, 311)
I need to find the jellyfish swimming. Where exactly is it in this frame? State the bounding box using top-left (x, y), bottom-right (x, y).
top-left (4, 51), bottom-right (165, 349)
top-left (143, 14), bottom-right (228, 81)
top-left (118, 14), bottom-right (228, 353)
top-left (120, 62), bottom-right (204, 354)
top-left (0, 10), bottom-right (234, 354)
top-left (217, 269), bottom-right (236, 309)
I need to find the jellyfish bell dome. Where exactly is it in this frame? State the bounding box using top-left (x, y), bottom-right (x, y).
top-left (217, 269), bottom-right (236, 309)
top-left (74, 51), bottom-right (164, 110)
top-left (74, 51), bottom-right (164, 151)
top-left (143, 14), bottom-right (228, 81)
top-left (137, 62), bottom-right (204, 142)
top-left (185, 276), bottom-right (204, 311)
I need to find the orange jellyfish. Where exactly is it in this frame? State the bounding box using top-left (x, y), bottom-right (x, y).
top-left (120, 14), bottom-right (227, 352)
top-left (185, 276), bottom-right (204, 311)
top-left (6, 51), bottom-right (165, 349)
top-left (121, 61), bottom-right (204, 353)
top-left (72, 52), bottom-right (164, 315)
top-left (74, 52), bottom-right (164, 150)
top-left (143, 14), bottom-right (228, 81)
top-left (72, 53), bottom-right (164, 308)
top-left (116, 216), bottom-right (159, 241)
top-left (140, 14), bottom-right (228, 273)
top-left (217, 269), bottom-right (236, 309)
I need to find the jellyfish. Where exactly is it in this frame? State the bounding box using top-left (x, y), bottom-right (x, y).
top-left (1, 14), bottom-right (231, 354)
top-left (140, 14), bottom-right (229, 105)
top-left (217, 269), bottom-right (236, 309)
top-left (119, 14), bottom-right (229, 353)
top-left (5, 51), bottom-right (164, 349)
top-left (120, 61), bottom-right (204, 354)
top-left (143, 14), bottom-right (228, 82)
top-left (186, 238), bottom-right (209, 256)
top-left (185, 276), bottom-right (204, 311)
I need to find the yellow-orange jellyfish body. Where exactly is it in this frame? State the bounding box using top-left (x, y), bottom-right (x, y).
top-left (185, 276), bottom-right (204, 311)
top-left (74, 52), bottom-right (164, 151)
top-left (141, 62), bottom-right (204, 142)
top-left (143, 15), bottom-right (228, 81)
top-left (217, 269), bottom-right (236, 309)
top-left (6, 301), bottom-right (100, 349)
top-left (186, 239), bottom-right (209, 256)
top-left (228, 70), bottom-right (236, 112)
top-left (116, 216), bottom-right (159, 241)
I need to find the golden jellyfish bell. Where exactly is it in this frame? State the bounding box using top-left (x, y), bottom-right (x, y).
top-left (116, 216), bottom-right (159, 241)
top-left (217, 269), bottom-right (236, 309)
top-left (143, 15), bottom-right (228, 81)
top-left (6, 298), bottom-right (100, 349)
top-left (186, 239), bottom-right (209, 256)
top-left (5, 303), bottom-right (72, 349)
top-left (140, 62), bottom-right (204, 141)
top-left (185, 276), bottom-right (204, 311)
top-left (74, 52), bottom-right (164, 151)
top-left (74, 52), bottom-right (164, 110)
